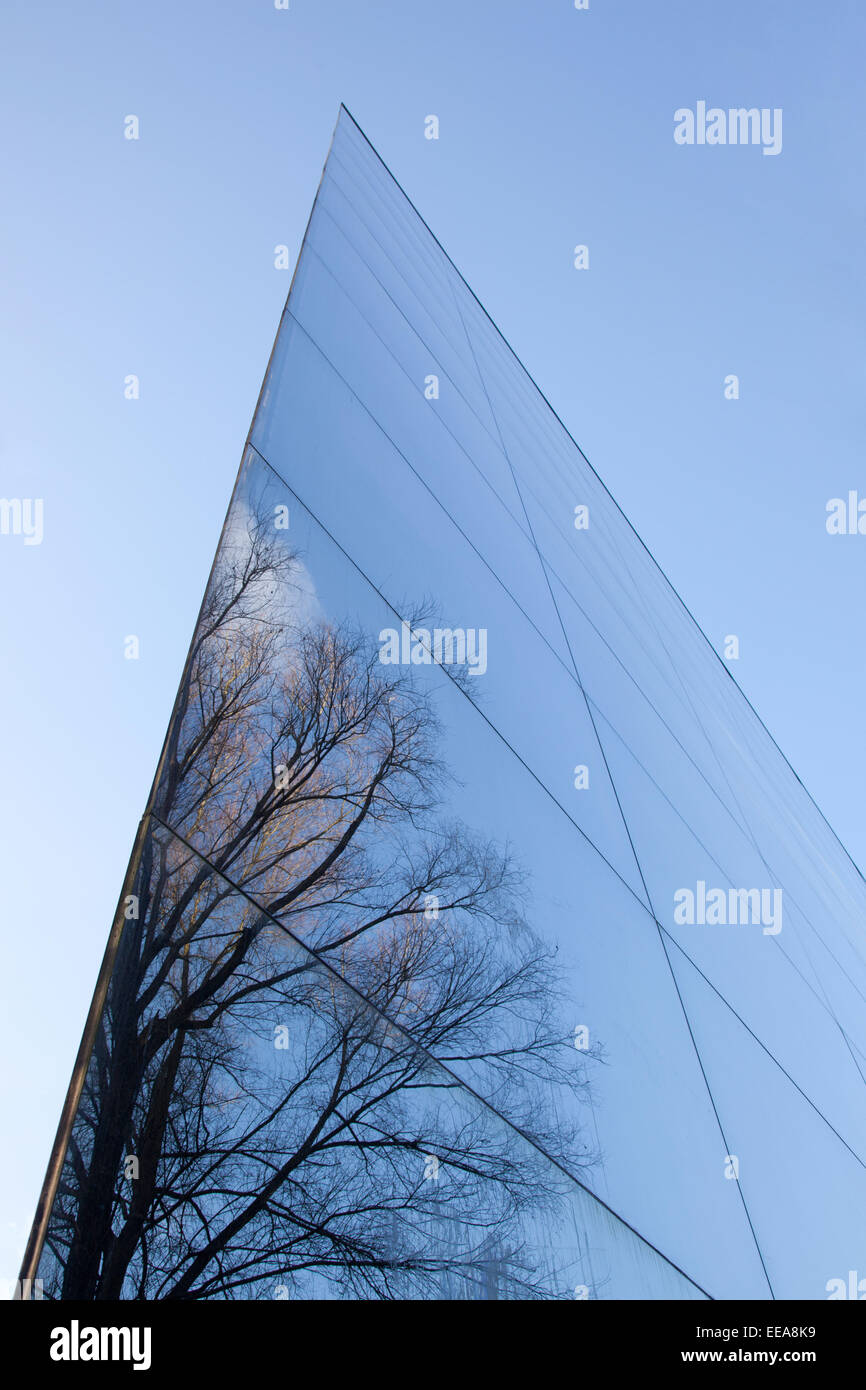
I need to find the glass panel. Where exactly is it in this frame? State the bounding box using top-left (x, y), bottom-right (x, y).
top-left (669, 945), bottom-right (866, 1299)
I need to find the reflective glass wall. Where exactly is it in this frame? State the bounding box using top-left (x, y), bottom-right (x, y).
top-left (29, 107), bottom-right (866, 1300)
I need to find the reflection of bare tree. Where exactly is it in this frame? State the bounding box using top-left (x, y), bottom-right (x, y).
top-left (45, 496), bottom-right (596, 1300)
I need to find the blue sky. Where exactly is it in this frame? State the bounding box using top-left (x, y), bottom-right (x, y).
top-left (1, 0), bottom-right (865, 1290)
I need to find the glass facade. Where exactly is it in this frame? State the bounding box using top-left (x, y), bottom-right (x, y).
top-left (25, 107), bottom-right (866, 1300)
